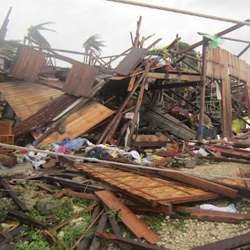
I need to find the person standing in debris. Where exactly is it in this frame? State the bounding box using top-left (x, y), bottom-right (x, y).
top-left (192, 113), bottom-right (217, 139)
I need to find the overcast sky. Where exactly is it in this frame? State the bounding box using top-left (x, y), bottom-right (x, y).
top-left (1, 0), bottom-right (250, 63)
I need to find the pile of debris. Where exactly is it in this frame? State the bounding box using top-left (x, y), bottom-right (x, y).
top-left (0, 6), bottom-right (250, 250)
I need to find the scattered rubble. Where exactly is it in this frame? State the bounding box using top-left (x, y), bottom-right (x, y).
top-left (0, 5), bottom-right (250, 250)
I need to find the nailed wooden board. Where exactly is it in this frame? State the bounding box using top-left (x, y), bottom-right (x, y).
top-left (41, 102), bottom-right (113, 144)
top-left (63, 62), bottom-right (97, 97)
top-left (115, 48), bottom-right (147, 75)
top-left (11, 47), bottom-right (46, 81)
top-left (0, 82), bottom-right (63, 120)
top-left (75, 164), bottom-right (218, 205)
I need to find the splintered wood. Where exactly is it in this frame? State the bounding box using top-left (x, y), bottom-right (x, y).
top-left (75, 164), bottom-right (218, 205)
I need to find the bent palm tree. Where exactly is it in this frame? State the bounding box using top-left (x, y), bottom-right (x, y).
top-left (26, 22), bottom-right (55, 48)
top-left (82, 34), bottom-right (105, 64)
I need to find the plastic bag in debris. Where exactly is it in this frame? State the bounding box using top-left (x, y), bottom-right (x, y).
top-left (200, 203), bottom-right (237, 213)
top-left (24, 151), bottom-right (48, 170)
top-left (193, 148), bottom-right (209, 157)
top-left (203, 34), bottom-right (223, 48)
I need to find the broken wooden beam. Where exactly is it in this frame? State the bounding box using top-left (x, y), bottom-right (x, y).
top-left (96, 232), bottom-right (167, 250)
top-left (158, 171), bottom-right (238, 199)
top-left (192, 232), bottom-right (250, 250)
top-left (54, 189), bottom-right (99, 201)
top-left (8, 211), bottom-right (47, 229)
top-left (89, 213), bottom-right (108, 249)
top-left (175, 206), bottom-right (250, 224)
top-left (0, 176), bottom-right (28, 212)
top-left (95, 190), bottom-right (160, 244)
top-left (146, 72), bottom-right (201, 81)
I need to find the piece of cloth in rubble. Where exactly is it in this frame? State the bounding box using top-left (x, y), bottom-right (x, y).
top-left (232, 118), bottom-right (248, 134)
top-left (85, 146), bottom-right (111, 160)
top-left (200, 203), bottom-right (237, 213)
top-left (58, 138), bottom-right (92, 151)
top-left (197, 126), bottom-right (217, 139)
top-left (24, 151), bottom-right (47, 169)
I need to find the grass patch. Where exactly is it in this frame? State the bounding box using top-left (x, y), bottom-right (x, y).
top-left (15, 230), bottom-right (52, 250)
top-left (143, 215), bottom-right (164, 232)
top-left (61, 212), bottom-right (92, 249)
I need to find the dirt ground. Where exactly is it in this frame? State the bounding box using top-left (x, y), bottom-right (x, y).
top-left (157, 161), bottom-right (250, 250)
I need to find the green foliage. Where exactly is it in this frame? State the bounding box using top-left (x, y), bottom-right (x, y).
top-left (62, 213), bottom-right (92, 249)
top-left (16, 230), bottom-right (51, 250)
top-left (143, 215), bottom-right (164, 232)
top-left (72, 198), bottom-right (91, 208)
top-left (30, 198), bottom-right (73, 224)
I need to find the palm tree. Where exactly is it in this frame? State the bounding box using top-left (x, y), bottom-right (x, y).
top-left (82, 34), bottom-right (105, 64)
top-left (26, 22), bottom-right (55, 49)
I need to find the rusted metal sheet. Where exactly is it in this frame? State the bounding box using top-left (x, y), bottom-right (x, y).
top-left (75, 164), bottom-right (219, 205)
top-left (40, 102), bottom-right (113, 144)
top-left (14, 94), bottom-right (77, 136)
top-left (11, 46), bottom-right (46, 81)
top-left (0, 81), bottom-right (63, 120)
top-left (175, 206), bottom-right (250, 223)
top-left (95, 190), bottom-right (160, 244)
top-left (192, 232), bottom-right (250, 250)
top-left (63, 62), bottom-right (97, 97)
top-left (115, 48), bottom-right (147, 75)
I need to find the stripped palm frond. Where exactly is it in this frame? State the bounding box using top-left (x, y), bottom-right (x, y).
top-left (27, 22), bottom-right (55, 48)
top-left (83, 34), bottom-right (105, 55)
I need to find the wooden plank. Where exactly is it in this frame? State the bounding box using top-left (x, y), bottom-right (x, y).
top-left (146, 72), bottom-right (201, 81)
top-left (76, 164), bottom-right (219, 205)
top-left (63, 62), bottom-right (97, 97)
top-left (158, 171), bottom-right (238, 199)
top-left (0, 120), bottom-right (13, 135)
top-left (14, 94), bottom-right (77, 136)
top-left (115, 48), bottom-right (147, 75)
top-left (40, 102), bottom-right (113, 144)
top-left (221, 69), bottom-right (233, 139)
top-left (95, 190), bottom-right (160, 244)
top-left (11, 47), bottom-right (46, 81)
top-left (0, 177), bottom-right (28, 212)
top-left (96, 232), bottom-right (166, 250)
top-left (192, 232), bottom-right (250, 250)
top-left (0, 82), bottom-right (63, 120)
top-left (175, 206), bottom-right (250, 223)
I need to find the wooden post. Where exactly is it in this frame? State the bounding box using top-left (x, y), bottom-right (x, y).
top-left (198, 37), bottom-right (208, 141)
